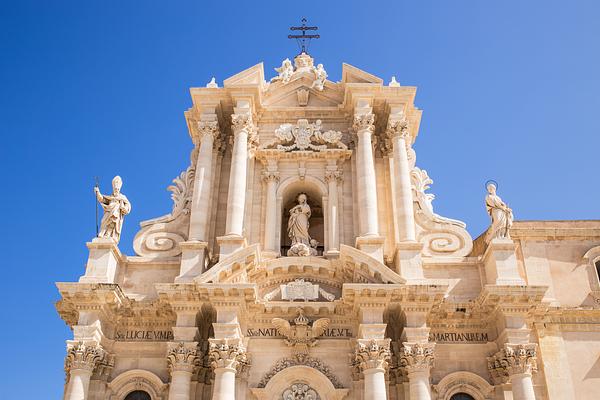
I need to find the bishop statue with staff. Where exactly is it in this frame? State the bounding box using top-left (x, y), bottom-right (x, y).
top-left (94, 175), bottom-right (131, 244)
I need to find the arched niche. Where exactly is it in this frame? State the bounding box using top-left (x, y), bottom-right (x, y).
top-left (250, 365), bottom-right (348, 400)
top-left (433, 371), bottom-right (494, 400)
top-left (107, 369), bottom-right (167, 400)
top-left (277, 176), bottom-right (328, 256)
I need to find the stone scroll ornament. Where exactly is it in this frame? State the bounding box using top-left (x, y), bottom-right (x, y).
top-left (133, 149), bottom-right (197, 258)
top-left (264, 119), bottom-right (347, 152)
top-left (94, 176), bottom-right (131, 244)
top-left (408, 147), bottom-right (473, 257)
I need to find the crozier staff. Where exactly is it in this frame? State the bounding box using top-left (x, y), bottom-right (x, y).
top-left (94, 175), bottom-right (131, 244)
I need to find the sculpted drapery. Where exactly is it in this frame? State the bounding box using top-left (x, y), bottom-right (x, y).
top-left (95, 175), bottom-right (131, 243)
top-left (288, 193), bottom-right (312, 246)
top-left (485, 182), bottom-right (513, 242)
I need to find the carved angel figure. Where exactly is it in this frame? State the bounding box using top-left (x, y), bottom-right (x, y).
top-left (311, 63), bottom-right (327, 91)
top-left (485, 182), bottom-right (514, 243)
top-left (95, 176), bottom-right (131, 243)
top-left (272, 309), bottom-right (330, 361)
top-left (271, 58), bottom-right (294, 84)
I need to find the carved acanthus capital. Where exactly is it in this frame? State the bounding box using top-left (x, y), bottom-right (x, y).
top-left (231, 113), bottom-right (254, 133)
top-left (354, 340), bottom-right (391, 372)
top-left (398, 342), bottom-right (435, 374)
top-left (386, 118), bottom-right (410, 140)
top-left (324, 170), bottom-right (343, 184)
top-left (196, 120), bottom-right (220, 144)
top-left (262, 170), bottom-right (280, 183)
top-left (209, 340), bottom-right (249, 373)
top-left (64, 341), bottom-right (106, 375)
top-left (352, 112), bottom-right (375, 134)
top-left (167, 342), bottom-right (200, 374)
top-left (487, 343), bottom-right (538, 384)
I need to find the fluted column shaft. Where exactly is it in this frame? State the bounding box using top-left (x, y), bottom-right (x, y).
top-left (354, 112), bottom-right (379, 237)
top-left (390, 125), bottom-right (416, 242)
top-left (262, 171), bottom-right (279, 253)
top-left (225, 115), bottom-right (251, 236)
top-left (189, 120), bottom-right (217, 240)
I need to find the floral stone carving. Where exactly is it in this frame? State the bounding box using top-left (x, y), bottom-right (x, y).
top-left (265, 119), bottom-right (346, 152)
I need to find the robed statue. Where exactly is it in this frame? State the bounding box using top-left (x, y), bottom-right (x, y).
top-left (95, 176), bottom-right (131, 244)
top-left (485, 182), bottom-right (513, 243)
top-left (287, 193), bottom-right (318, 256)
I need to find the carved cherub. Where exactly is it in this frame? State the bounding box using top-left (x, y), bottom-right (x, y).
top-left (311, 63), bottom-right (328, 91)
top-left (272, 309), bottom-right (330, 361)
top-left (271, 58), bottom-right (294, 84)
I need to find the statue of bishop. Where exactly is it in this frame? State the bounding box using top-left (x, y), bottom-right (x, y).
top-left (95, 176), bottom-right (131, 244)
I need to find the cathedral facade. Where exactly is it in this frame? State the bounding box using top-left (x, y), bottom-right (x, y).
top-left (56, 52), bottom-right (600, 400)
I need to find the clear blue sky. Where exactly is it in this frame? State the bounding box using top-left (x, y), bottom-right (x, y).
top-left (1, 1), bottom-right (599, 397)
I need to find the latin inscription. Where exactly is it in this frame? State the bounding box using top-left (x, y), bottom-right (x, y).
top-left (429, 332), bottom-right (489, 343)
top-left (115, 330), bottom-right (174, 341)
top-left (246, 327), bottom-right (353, 338)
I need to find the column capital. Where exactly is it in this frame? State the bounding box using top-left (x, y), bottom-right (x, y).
top-left (354, 339), bottom-right (391, 372)
top-left (167, 342), bottom-right (200, 374)
top-left (195, 119), bottom-right (220, 144)
top-left (398, 342), bottom-right (435, 375)
top-left (231, 112), bottom-right (258, 149)
top-left (352, 112), bottom-right (375, 134)
top-left (324, 169), bottom-right (343, 183)
top-left (261, 170), bottom-right (280, 183)
top-left (487, 343), bottom-right (538, 384)
top-left (209, 340), bottom-right (249, 374)
top-left (385, 117), bottom-right (410, 140)
top-left (64, 341), bottom-right (107, 375)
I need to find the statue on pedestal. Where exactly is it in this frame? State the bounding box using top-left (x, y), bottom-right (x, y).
top-left (485, 182), bottom-right (513, 243)
top-left (287, 193), bottom-right (317, 256)
top-left (94, 176), bottom-right (131, 244)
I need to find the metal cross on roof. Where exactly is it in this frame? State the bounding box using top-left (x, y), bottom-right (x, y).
top-left (288, 17), bottom-right (320, 55)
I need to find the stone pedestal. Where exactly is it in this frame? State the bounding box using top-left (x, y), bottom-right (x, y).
top-left (217, 235), bottom-right (247, 259)
top-left (394, 242), bottom-right (425, 282)
top-left (79, 238), bottom-right (122, 284)
top-left (175, 241), bottom-right (208, 283)
top-left (483, 238), bottom-right (525, 285)
top-left (355, 235), bottom-right (385, 263)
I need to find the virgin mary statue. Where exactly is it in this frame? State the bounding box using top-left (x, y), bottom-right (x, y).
top-left (288, 193), bottom-right (311, 246)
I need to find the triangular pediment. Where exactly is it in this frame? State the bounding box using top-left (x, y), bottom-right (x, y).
top-left (341, 63), bottom-right (383, 84)
top-left (223, 63), bottom-right (265, 87)
top-left (263, 75), bottom-right (343, 108)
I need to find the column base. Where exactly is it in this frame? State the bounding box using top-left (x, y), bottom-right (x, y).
top-left (325, 249), bottom-right (340, 259)
top-left (217, 234), bottom-right (247, 259)
top-left (175, 241), bottom-right (208, 283)
top-left (394, 241), bottom-right (425, 283)
top-left (355, 235), bottom-right (385, 263)
top-left (79, 237), bottom-right (122, 284)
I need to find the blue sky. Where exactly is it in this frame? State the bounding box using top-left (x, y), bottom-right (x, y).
top-left (1, 1), bottom-right (599, 397)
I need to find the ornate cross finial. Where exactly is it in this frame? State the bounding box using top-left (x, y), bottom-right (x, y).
top-left (288, 17), bottom-right (320, 55)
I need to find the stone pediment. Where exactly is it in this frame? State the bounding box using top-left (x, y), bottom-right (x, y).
top-left (263, 78), bottom-right (342, 108)
top-left (194, 245), bottom-right (404, 287)
top-left (223, 63), bottom-right (266, 87)
top-left (341, 63), bottom-right (383, 84)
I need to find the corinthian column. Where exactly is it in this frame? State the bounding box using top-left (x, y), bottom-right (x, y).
top-left (64, 341), bottom-right (105, 400)
top-left (167, 342), bottom-right (199, 400)
top-left (325, 168), bottom-right (342, 255)
top-left (386, 110), bottom-right (416, 242)
top-left (177, 115), bottom-right (220, 282)
top-left (209, 341), bottom-right (249, 400)
top-left (262, 169), bottom-right (280, 255)
top-left (399, 342), bottom-right (435, 400)
top-left (488, 344), bottom-right (538, 400)
top-left (355, 340), bottom-right (391, 400)
top-left (353, 105), bottom-right (379, 237)
top-left (219, 103), bottom-right (255, 257)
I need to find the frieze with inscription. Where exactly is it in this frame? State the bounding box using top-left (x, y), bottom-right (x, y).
top-left (247, 326), bottom-right (352, 338)
top-left (115, 329), bottom-right (174, 341)
top-left (429, 331), bottom-right (489, 343)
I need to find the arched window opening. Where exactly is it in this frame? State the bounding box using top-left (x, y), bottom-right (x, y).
top-left (124, 390), bottom-right (151, 400)
top-left (450, 393), bottom-right (475, 400)
top-left (595, 260), bottom-right (600, 284)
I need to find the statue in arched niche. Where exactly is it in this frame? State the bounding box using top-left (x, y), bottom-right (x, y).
top-left (287, 193), bottom-right (318, 256)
